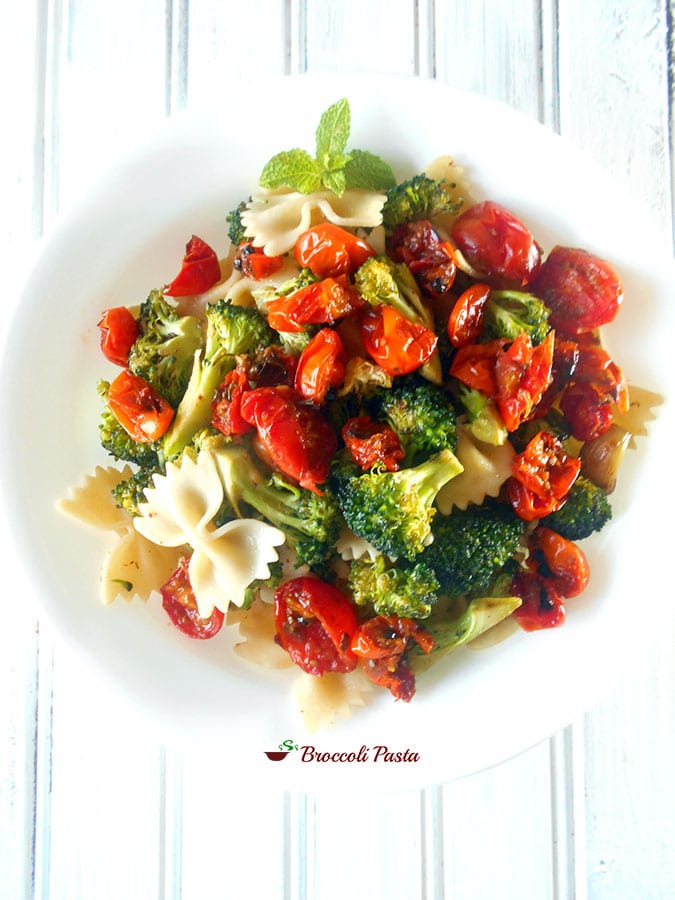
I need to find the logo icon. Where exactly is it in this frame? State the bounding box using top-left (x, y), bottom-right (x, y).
top-left (264, 738), bottom-right (299, 761)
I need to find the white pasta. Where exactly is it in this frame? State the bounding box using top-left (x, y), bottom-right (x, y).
top-left (336, 526), bottom-right (380, 562)
top-left (57, 465), bottom-right (135, 533)
top-left (436, 426), bottom-right (515, 514)
top-left (101, 529), bottom-right (183, 605)
top-left (241, 186), bottom-right (386, 256)
top-left (227, 599), bottom-right (293, 670)
top-left (293, 669), bottom-right (373, 732)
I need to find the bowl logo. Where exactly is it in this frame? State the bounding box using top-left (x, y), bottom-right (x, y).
top-left (265, 739), bottom-right (299, 761)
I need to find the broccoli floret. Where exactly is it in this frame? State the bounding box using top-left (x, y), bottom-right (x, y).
top-left (354, 255), bottom-right (432, 329)
top-left (381, 174), bottom-right (463, 234)
top-left (369, 375), bottom-right (458, 462)
top-left (483, 290), bottom-right (551, 345)
top-left (541, 476), bottom-right (612, 540)
top-left (455, 385), bottom-right (508, 446)
top-left (226, 199), bottom-right (250, 247)
top-left (348, 554), bottom-right (439, 619)
top-left (421, 499), bottom-right (525, 599)
top-left (111, 467), bottom-right (156, 516)
top-left (211, 445), bottom-right (342, 567)
top-left (242, 560), bottom-right (283, 608)
top-left (127, 289), bottom-right (202, 407)
top-left (97, 381), bottom-right (160, 467)
top-left (162, 300), bottom-right (276, 458)
top-left (334, 449), bottom-right (463, 561)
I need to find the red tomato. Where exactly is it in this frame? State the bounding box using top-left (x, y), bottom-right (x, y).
top-left (511, 571), bottom-right (566, 631)
top-left (98, 307), bottom-right (139, 366)
top-left (361, 305), bottom-right (438, 376)
top-left (234, 242), bottom-right (285, 280)
top-left (508, 431), bottom-right (581, 521)
top-left (527, 527), bottom-right (590, 598)
top-left (108, 369), bottom-right (174, 442)
top-left (447, 283), bottom-right (491, 348)
top-left (507, 479), bottom-right (562, 520)
top-left (239, 385), bottom-right (338, 492)
top-left (533, 246), bottom-right (623, 333)
top-left (570, 343), bottom-right (629, 412)
top-left (448, 338), bottom-right (506, 396)
top-left (164, 235), bottom-right (221, 296)
top-left (295, 223), bottom-right (375, 277)
top-left (266, 277), bottom-right (362, 333)
top-left (388, 220), bottom-right (457, 299)
top-left (274, 577), bottom-right (359, 676)
top-left (351, 615), bottom-right (434, 702)
top-left (536, 337), bottom-right (580, 416)
top-left (494, 330), bottom-right (554, 431)
top-left (341, 416), bottom-right (405, 471)
top-left (160, 556), bottom-right (225, 639)
top-left (560, 381), bottom-right (614, 442)
top-left (294, 328), bottom-right (346, 404)
top-left (451, 201), bottom-right (542, 287)
top-left (211, 368), bottom-right (253, 436)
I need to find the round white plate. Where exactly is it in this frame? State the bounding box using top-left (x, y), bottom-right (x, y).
top-left (2, 74), bottom-right (673, 792)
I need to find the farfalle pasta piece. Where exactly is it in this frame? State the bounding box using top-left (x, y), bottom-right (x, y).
top-left (227, 599), bottom-right (293, 670)
top-left (134, 451), bottom-right (285, 617)
top-left (101, 529), bottom-right (183, 605)
top-left (241, 187), bottom-right (386, 256)
top-left (294, 669), bottom-right (373, 732)
top-left (611, 384), bottom-right (662, 447)
top-left (336, 526), bottom-right (380, 562)
top-left (436, 426), bottom-right (515, 514)
top-left (222, 256), bottom-right (302, 309)
top-left (58, 465), bottom-right (134, 533)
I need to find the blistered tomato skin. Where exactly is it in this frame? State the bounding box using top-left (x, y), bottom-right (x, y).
top-left (451, 201), bottom-right (542, 288)
top-left (533, 246), bottom-right (623, 334)
top-left (295, 223), bottom-right (375, 277)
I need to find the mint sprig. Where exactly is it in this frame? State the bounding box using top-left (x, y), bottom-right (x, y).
top-left (259, 98), bottom-right (396, 197)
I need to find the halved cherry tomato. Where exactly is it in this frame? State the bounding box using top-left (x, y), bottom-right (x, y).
top-left (239, 385), bottom-right (337, 492)
top-left (536, 336), bottom-right (580, 416)
top-left (266, 277), bottom-right (362, 333)
top-left (569, 343), bottom-right (629, 412)
top-left (341, 415), bottom-right (405, 472)
top-left (448, 338), bottom-right (506, 396)
top-left (533, 246), bottom-right (623, 334)
top-left (494, 330), bottom-right (554, 431)
top-left (98, 307), bottom-right (139, 366)
top-left (511, 570), bottom-right (566, 631)
top-left (560, 381), bottom-right (614, 442)
top-left (361, 305), bottom-right (438, 376)
top-left (294, 328), bottom-right (345, 404)
top-left (211, 368), bottom-right (253, 436)
top-left (164, 235), bottom-right (221, 296)
top-left (508, 430), bottom-right (581, 521)
top-left (447, 283), bottom-right (491, 348)
top-left (274, 577), bottom-right (359, 676)
top-left (233, 242), bottom-right (285, 280)
top-left (351, 615), bottom-right (434, 701)
top-left (295, 223), bottom-right (375, 278)
top-left (527, 527), bottom-right (590, 598)
top-left (451, 201), bottom-right (542, 287)
top-left (388, 220), bottom-right (457, 299)
top-left (507, 479), bottom-right (562, 520)
top-left (108, 369), bottom-right (174, 442)
top-left (160, 556), bottom-right (225, 640)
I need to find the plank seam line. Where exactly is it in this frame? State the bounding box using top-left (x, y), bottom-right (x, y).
top-left (666, 0), bottom-right (675, 249)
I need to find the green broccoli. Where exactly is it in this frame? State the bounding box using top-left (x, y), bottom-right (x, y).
top-left (455, 384), bottom-right (508, 446)
top-left (162, 300), bottom-right (276, 458)
top-left (381, 174), bottom-right (463, 234)
top-left (541, 475), bottom-right (612, 540)
top-left (226, 199), bottom-right (250, 247)
top-left (127, 290), bottom-right (202, 408)
top-left (421, 499), bottom-right (525, 599)
top-left (210, 444), bottom-right (342, 567)
top-left (482, 290), bottom-right (551, 345)
top-left (354, 255), bottom-right (433, 329)
top-left (111, 467), bottom-right (156, 517)
top-left (348, 554), bottom-right (439, 619)
top-left (334, 448), bottom-right (463, 561)
top-left (243, 560), bottom-right (283, 608)
top-left (368, 375), bottom-right (458, 462)
top-left (97, 381), bottom-right (160, 467)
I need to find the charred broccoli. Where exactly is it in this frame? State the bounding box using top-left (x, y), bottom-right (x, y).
top-left (541, 475), bottom-right (612, 540)
top-left (381, 174), bottom-right (463, 233)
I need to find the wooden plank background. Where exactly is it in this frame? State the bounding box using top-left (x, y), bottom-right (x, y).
top-left (1, 1), bottom-right (673, 897)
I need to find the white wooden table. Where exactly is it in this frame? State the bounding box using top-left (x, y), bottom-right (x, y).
top-left (2, 2), bottom-right (674, 898)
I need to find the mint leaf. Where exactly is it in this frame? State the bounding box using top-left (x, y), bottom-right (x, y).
top-left (344, 149), bottom-right (397, 190)
top-left (259, 149), bottom-right (323, 193)
top-left (315, 98), bottom-right (351, 168)
top-left (321, 169), bottom-right (347, 197)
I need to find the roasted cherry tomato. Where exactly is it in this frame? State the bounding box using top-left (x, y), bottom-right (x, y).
top-left (240, 385), bottom-right (338, 492)
top-left (233, 242), bottom-right (285, 280)
top-left (536, 337), bottom-right (580, 416)
top-left (341, 415), bottom-right (405, 472)
top-left (108, 369), bottom-right (174, 442)
top-left (569, 343), bottom-right (629, 412)
top-left (508, 430), bottom-right (581, 521)
top-left (351, 615), bottom-right (434, 702)
top-left (388, 220), bottom-right (457, 299)
top-left (295, 223), bottom-right (375, 278)
top-left (211, 368), bottom-right (253, 436)
top-left (448, 338), bottom-right (506, 396)
top-left (511, 571), bottom-right (566, 631)
top-left (533, 246), bottom-right (623, 334)
top-left (160, 556), bottom-right (225, 640)
top-left (451, 201), bottom-right (542, 287)
top-left (98, 307), bottom-right (139, 367)
top-left (164, 235), bottom-right (221, 296)
top-left (447, 283), bottom-right (491, 348)
top-left (527, 527), bottom-right (590, 598)
top-left (274, 577), bottom-right (359, 676)
top-left (266, 277), bottom-right (362, 333)
top-left (361, 305), bottom-right (438, 376)
top-left (294, 328), bottom-right (346, 404)
top-left (494, 330), bottom-right (554, 431)
top-left (560, 381), bottom-right (614, 442)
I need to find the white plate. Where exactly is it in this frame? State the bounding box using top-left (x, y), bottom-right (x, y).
top-left (2, 74), bottom-right (673, 793)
